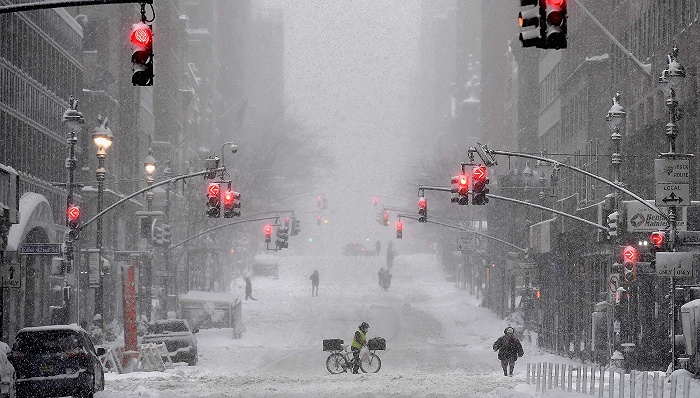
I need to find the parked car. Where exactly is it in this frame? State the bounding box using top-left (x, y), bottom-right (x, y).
top-left (9, 324), bottom-right (105, 398)
top-left (0, 342), bottom-right (15, 398)
top-left (343, 242), bottom-right (374, 256)
top-left (142, 319), bottom-right (198, 366)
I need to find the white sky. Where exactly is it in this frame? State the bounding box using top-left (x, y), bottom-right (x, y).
top-left (95, 253), bottom-right (699, 397)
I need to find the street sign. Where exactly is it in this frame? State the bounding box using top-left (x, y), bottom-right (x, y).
top-left (19, 243), bottom-right (61, 255)
top-left (654, 158), bottom-right (690, 184)
top-left (655, 252), bottom-right (694, 278)
top-left (113, 251), bottom-right (143, 262)
top-left (678, 231), bottom-right (700, 246)
top-left (2, 262), bottom-right (20, 288)
top-left (87, 249), bottom-right (100, 287)
top-left (457, 233), bottom-right (475, 251)
top-left (636, 262), bottom-right (654, 274)
top-left (655, 183), bottom-right (689, 207)
top-left (625, 201), bottom-right (687, 232)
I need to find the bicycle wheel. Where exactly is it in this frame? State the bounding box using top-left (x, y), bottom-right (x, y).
top-left (360, 352), bottom-right (381, 373)
top-left (326, 352), bottom-right (347, 374)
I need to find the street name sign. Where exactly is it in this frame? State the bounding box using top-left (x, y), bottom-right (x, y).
top-left (457, 233), bottom-right (475, 251)
top-left (678, 231), bottom-right (700, 246)
top-left (19, 243), bottom-right (61, 255)
top-left (113, 251), bottom-right (143, 262)
top-left (655, 252), bottom-right (694, 278)
top-left (2, 262), bottom-right (20, 288)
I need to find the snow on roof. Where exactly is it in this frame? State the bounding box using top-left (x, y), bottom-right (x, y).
top-left (18, 323), bottom-right (85, 333)
top-left (585, 53), bottom-right (610, 62)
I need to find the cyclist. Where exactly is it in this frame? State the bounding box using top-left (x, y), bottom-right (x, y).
top-left (351, 322), bottom-right (370, 373)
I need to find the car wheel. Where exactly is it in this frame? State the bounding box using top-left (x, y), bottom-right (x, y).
top-left (73, 372), bottom-right (94, 398)
top-left (187, 351), bottom-right (198, 366)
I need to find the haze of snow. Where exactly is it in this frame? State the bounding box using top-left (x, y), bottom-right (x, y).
top-left (95, 252), bottom-right (700, 397)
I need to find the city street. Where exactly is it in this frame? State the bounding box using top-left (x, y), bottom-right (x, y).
top-left (94, 252), bottom-right (665, 397)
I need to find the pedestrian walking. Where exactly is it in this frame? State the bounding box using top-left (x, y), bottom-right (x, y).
top-left (386, 241), bottom-right (395, 270)
top-left (310, 270), bottom-right (319, 297)
top-left (245, 277), bottom-right (257, 300)
top-left (375, 240), bottom-right (381, 256)
top-left (492, 326), bottom-right (524, 376)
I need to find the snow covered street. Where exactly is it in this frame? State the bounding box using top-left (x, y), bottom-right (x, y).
top-left (94, 252), bottom-right (694, 397)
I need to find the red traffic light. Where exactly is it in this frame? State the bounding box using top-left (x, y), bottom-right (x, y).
top-left (547, 0), bottom-right (564, 6)
top-left (131, 23), bottom-right (152, 47)
top-left (396, 221), bottom-right (403, 231)
top-left (472, 166), bottom-right (487, 182)
top-left (383, 211), bottom-right (389, 220)
top-left (264, 225), bottom-right (272, 235)
top-left (222, 190), bottom-right (234, 205)
top-left (459, 174), bottom-right (468, 186)
top-left (418, 197), bottom-right (427, 209)
top-left (67, 205), bottom-right (81, 222)
top-left (207, 183), bottom-right (220, 197)
top-left (622, 245), bottom-right (638, 265)
top-left (373, 197), bottom-right (378, 205)
top-left (650, 231), bottom-right (666, 248)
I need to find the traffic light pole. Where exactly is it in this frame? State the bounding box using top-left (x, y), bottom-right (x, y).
top-left (0, 0), bottom-right (152, 14)
top-left (487, 194), bottom-right (607, 231)
top-left (472, 149), bottom-right (668, 221)
top-left (170, 216), bottom-right (280, 250)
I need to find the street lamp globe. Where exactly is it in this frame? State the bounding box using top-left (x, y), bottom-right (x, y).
top-left (667, 58), bottom-right (686, 89)
top-left (521, 161), bottom-right (534, 185)
top-left (92, 117), bottom-right (113, 151)
top-left (62, 96), bottom-right (84, 132)
top-left (606, 93), bottom-right (626, 131)
top-left (144, 154), bottom-right (156, 175)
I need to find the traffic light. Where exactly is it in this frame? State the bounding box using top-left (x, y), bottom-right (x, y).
top-left (450, 174), bottom-right (469, 205)
top-left (396, 220), bottom-right (403, 239)
top-left (383, 210), bottom-right (390, 226)
top-left (130, 22), bottom-right (154, 86)
top-left (152, 225), bottom-right (164, 246)
top-left (650, 231), bottom-right (667, 254)
top-left (317, 214), bottom-right (322, 225)
top-left (606, 211), bottom-right (620, 239)
top-left (264, 225), bottom-right (272, 243)
top-left (518, 0), bottom-right (544, 48)
top-left (373, 197), bottom-right (378, 206)
top-left (291, 217), bottom-right (301, 236)
top-left (284, 217), bottom-right (290, 228)
top-left (418, 196), bottom-right (427, 223)
top-left (67, 205), bottom-right (81, 229)
top-left (622, 245), bottom-right (638, 283)
top-left (544, 0), bottom-right (567, 49)
top-left (471, 165), bottom-right (489, 205)
top-left (222, 190), bottom-right (236, 218)
top-left (206, 183), bottom-right (221, 218)
top-left (162, 223), bottom-right (171, 246)
top-left (276, 225), bottom-right (289, 249)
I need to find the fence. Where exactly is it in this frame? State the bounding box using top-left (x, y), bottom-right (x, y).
top-left (526, 362), bottom-right (694, 398)
top-left (98, 343), bottom-right (174, 374)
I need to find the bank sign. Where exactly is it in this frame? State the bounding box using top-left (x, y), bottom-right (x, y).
top-left (625, 200), bottom-right (687, 232)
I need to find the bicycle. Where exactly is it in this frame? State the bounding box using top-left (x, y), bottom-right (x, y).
top-left (325, 344), bottom-right (382, 374)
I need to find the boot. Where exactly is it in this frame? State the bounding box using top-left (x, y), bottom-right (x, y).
top-left (503, 367), bottom-right (508, 376)
top-left (509, 366), bottom-right (514, 376)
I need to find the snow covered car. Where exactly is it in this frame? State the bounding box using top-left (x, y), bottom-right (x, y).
top-left (0, 342), bottom-right (14, 398)
top-left (9, 324), bottom-right (105, 398)
top-left (343, 242), bottom-right (374, 256)
top-left (142, 319), bottom-right (199, 366)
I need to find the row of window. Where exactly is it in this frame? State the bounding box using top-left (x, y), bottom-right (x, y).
top-left (0, 61), bottom-right (68, 135)
top-left (630, 1), bottom-right (699, 60)
top-left (0, 12), bottom-right (81, 102)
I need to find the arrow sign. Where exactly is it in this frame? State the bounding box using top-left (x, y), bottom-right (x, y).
top-left (662, 192), bottom-right (683, 204)
top-left (473, 166), bottom-right (486, 180)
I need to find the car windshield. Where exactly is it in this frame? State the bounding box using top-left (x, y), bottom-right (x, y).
top-left (148, 321), bottom-right (188, 334)
top-left (15, 330), bottom-right (81, 353)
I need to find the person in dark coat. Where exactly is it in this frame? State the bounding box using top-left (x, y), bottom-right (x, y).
top-left (310, 270), bottom-right (319, 297)
top-left (244, 277), bottom-right (257, 300)
top-left (492, 326), bottom-right (524, 376)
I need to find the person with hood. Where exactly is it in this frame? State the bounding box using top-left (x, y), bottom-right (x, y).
top-left (350, 322), bottom-right (370, 374)
top-left (492, 326), bottom-right (524, 376)
top-left (310, 270), bottom-right (319, 297)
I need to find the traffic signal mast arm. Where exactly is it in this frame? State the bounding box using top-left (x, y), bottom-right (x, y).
top-left (170, 216), bottom-right (280, 249)
top-left (0, 0), bottom-right (152, 14)
top-left (399, 213), bottom-right (527, 254)
top-left (76, 166), bottom-right (226, 235)
top-left (487, 193), bottom-right (607, 231)
top-left (470, 147), bottom-right (668, 221)
top-left (569, 0), bottom-right (650, 75)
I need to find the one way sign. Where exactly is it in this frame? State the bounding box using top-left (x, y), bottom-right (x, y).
top-left (3, 261), bottom-right (21, 288)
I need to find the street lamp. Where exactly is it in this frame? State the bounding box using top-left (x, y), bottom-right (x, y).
top-left (142, 151), bottom-right (156, 321)
top-left (144, 151), bottom-right (156, 211)
top-left (161, 164), bottom-right (174, 318)
top-left (61, 96), bottom-right (84, 324)
top-left (92, 117), bottom-right (113, 327)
